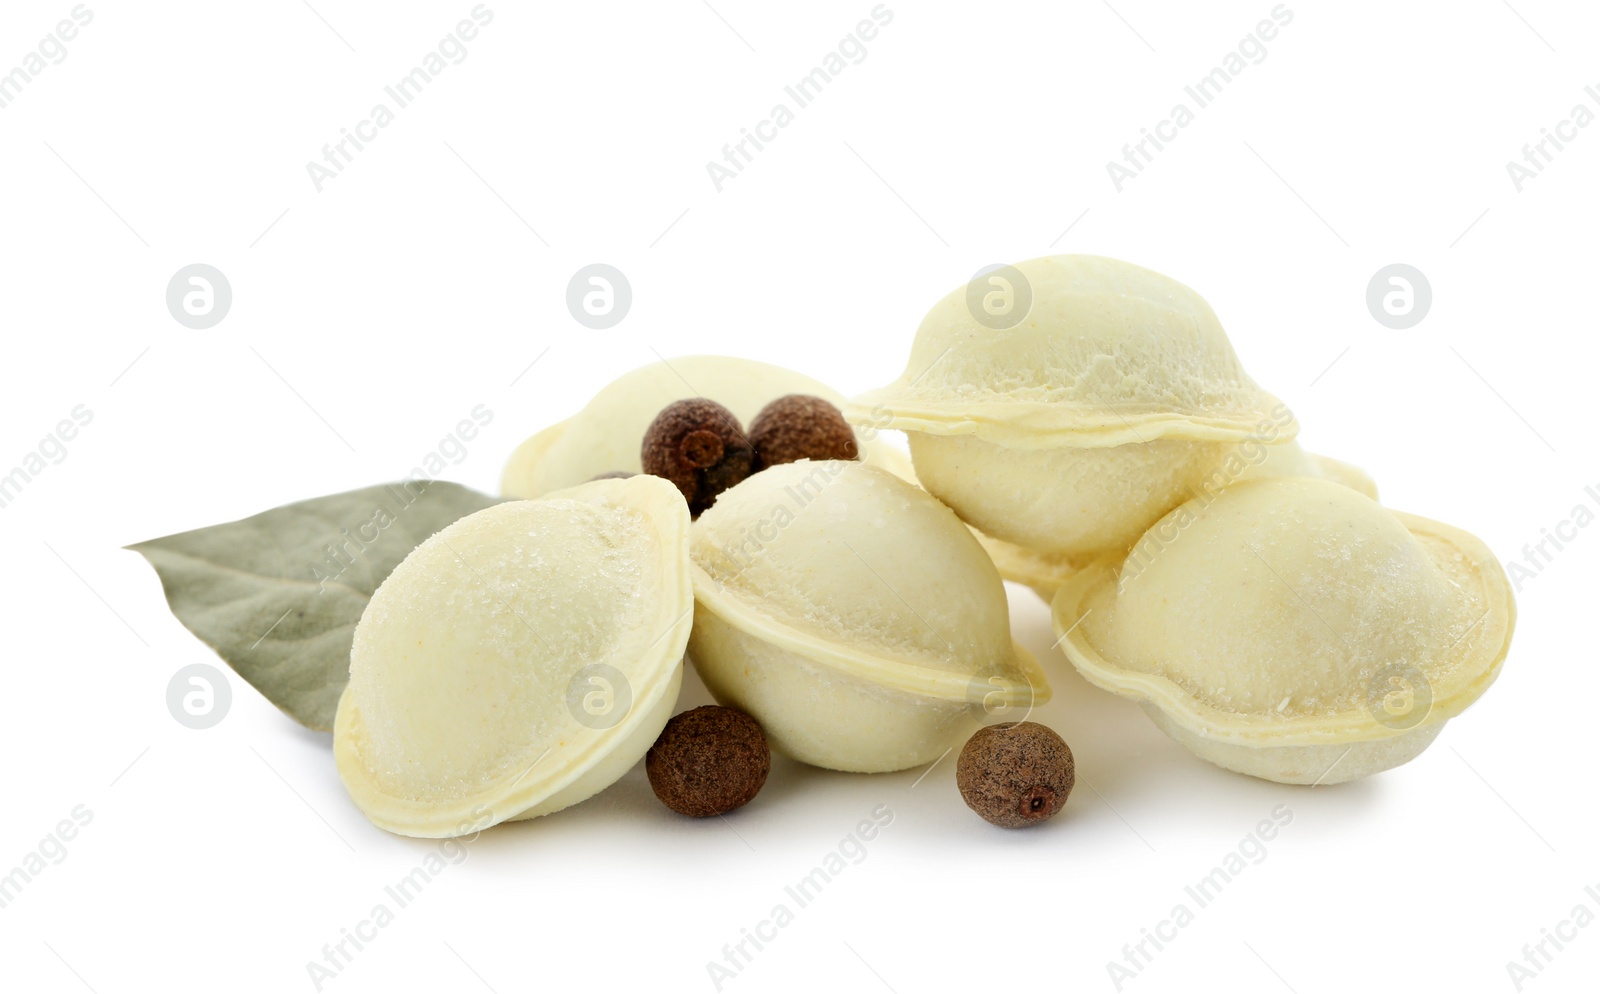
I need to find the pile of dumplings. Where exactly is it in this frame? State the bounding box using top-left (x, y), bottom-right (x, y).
top-left (333, 255), bottom-right (1515, 838)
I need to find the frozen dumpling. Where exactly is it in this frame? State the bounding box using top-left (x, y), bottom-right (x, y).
top-left (334, 477), bottom-right (693, 837)
top-left (689, 460), bottom-right (1048, 773)
top-left (1051, 477), bottom-right (1514, 784)
top-left (847, 255), bottom-right (1296, 560)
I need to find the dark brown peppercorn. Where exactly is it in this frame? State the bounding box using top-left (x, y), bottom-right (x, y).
top-left (641, 399), bottom-right (754, 516)
top-left (956, 721), bottom-right (1074, 828)
top-left (647, 705), bottom-right (771, 817)
top-left (747, 394), bottom-right (859, 471)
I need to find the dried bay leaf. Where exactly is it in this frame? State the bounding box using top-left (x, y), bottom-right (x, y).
top-left (129, 481), bottom-right (504, 731)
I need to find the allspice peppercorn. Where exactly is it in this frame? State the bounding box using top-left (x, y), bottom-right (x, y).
top-left (641, 399), bottom-right (754, 516)
top-left (747, 394), bottom-right (859, 471)
top-left (956, 721), bottom-right (1074, 828)
top-left (647, 705), bottom-right (771, 817)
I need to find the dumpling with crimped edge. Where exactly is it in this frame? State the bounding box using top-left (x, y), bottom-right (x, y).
top-left (845, 255), bottom-right (1298, 561)
top-left (849, 255), bottom-right (1291, 445)
top-left (501, 354), bottom-right (903, 499)
top-left (1051, 477), bottom-right (1514, 785)
top-left (688, 460), bottom-right (1049, 774)
top-left (334, 476), bottom-right (693, 838)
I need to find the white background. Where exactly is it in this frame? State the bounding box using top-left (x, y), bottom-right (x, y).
top-left (2, 1), bottom-right (1596, 991)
